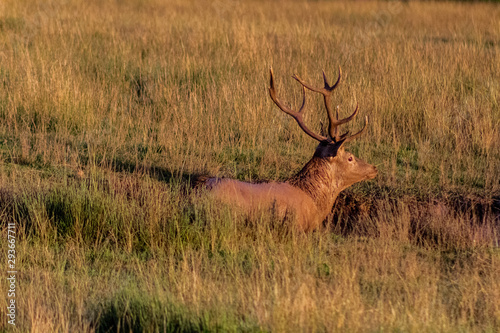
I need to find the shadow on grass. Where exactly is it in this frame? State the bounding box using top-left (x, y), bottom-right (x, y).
top-left (0, 187), bottom-right (31, 225)
top-left (108, 157), bottom-right (206, 191)
top-left (90, 293), bottom-right (210, 333)
top-left (331, 189), bottom-right (500, 249)
top-left (89, 290), bottom-right (263, 333)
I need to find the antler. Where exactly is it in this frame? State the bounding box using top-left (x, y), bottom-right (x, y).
top-left (269, 68), bottom-right (328, 143)
top-left (292, 67), bottom-right (367, 143)
top-left (343, 115), bottom-right (368, 143)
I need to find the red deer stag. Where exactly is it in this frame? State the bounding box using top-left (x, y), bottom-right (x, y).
top-left (204, 67), bottom-right (377, 231)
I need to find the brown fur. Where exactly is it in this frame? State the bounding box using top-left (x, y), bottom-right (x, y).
top-left (205, 144), bottom-right (377, 231)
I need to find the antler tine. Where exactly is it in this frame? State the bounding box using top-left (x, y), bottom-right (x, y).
top-left (323, 66), bottom-right (342, 91)
top-left (269, 68), bottom-right (328, 143)
top-left (333, 105), bottom-right (340, 139)
top-left (343, 116), bottom-right (368, 143)
top-left (293, 66), bottom-right (346, 140)
top-left (330, 103), bottom-right (360, 141)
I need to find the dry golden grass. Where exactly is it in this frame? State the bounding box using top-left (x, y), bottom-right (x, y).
top-left (0, 0), bottom-right (499, 332)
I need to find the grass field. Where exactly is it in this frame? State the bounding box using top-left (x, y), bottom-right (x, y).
top-left (0, 0), bottom-right (499, 332)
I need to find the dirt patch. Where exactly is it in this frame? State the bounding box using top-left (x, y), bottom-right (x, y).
top-left (330, 191), bottom-right (499, 249)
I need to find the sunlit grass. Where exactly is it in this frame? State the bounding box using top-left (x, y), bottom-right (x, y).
top-left (0, 0), bottom-right (499, 332)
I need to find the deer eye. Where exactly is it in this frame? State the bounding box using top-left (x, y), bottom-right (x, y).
top-left (348, 156), bottom-right (353, 162)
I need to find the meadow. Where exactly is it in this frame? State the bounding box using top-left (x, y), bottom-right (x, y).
top-left (0, 0), bottom-right (499, 331)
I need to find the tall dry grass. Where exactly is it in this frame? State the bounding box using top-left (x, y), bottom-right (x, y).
top-left (0, 0), bottom-right (499, 332)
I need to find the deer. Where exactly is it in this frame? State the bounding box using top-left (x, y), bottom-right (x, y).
top-left (202, 67), bottom-right (377, 231)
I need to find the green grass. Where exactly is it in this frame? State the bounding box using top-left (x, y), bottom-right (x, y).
top-left (0, 0), bottom-right (499, 332)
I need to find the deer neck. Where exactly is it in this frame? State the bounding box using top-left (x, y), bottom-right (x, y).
top-left (286, 157), bottom-right (341, 219)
